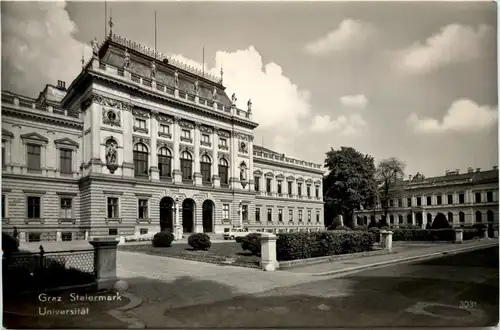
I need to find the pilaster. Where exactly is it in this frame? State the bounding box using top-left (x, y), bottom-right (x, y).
top-left (122, 109), bottom-right (134, 177)
top-left (248, 139), bottom-right (254, 191)
top-left (173, 117), bottom-right (182, 183)
top-left (193, 122), bottom-right (202, 185)
top-left (150, 111), bottom-right (159, 180)
top-left (212, 130), bottom-right (220, 188)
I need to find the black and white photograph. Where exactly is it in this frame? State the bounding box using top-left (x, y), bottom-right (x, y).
top-left (1, 0), bottom-right (498, 328)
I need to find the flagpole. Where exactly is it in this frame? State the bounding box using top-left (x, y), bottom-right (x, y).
top-left (154, 11), bottom-right (157, 55)
top-left (105, 1), bottom-right (107, 38)
top-left (202, 46), bottom-right (205, 77)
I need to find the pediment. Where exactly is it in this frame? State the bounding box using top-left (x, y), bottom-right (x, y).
top-left (54, 137), bottom-right (79, 147)
top-left (2, 129), bottom-right (13, 138)
top-left (253, 170), bottom-right (263, 176)
top-left (276, 174), bottom-right (285, 179)
top-left (20, 132), bottom-right (48, 143)
top-left (296, 177), bottom-right (305, 182)
top-left (264, 172), bottom-right (274, 178)
top-left (305, 178), bottom-right (313, 184)
top-left (314, 180), bottom-right (322, 185)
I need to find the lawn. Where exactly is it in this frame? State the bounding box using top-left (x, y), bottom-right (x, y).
top-left (119, 242), bottom-right (261, 268)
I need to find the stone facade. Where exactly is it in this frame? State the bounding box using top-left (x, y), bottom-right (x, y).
top-left (1, 34), bottom-right (324, 242)
top-left (354, 169), bottom-right (499, 228)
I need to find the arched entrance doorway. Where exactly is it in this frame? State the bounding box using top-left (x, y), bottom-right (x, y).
top-left (182, 199), bottom-right (195, 233)
top-left (159, 197), bottom-right (174, 232)
top-left (415, 212), bottom-right (423, 227)
top-left (202, 200), bottom-right (214, 233)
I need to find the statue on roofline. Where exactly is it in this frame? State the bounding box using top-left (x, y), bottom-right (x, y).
top-left (174, 70), bottom-right (179, 88)
top-left (194, 79), bottom-right (199, 95)
top-left (212, 86), bottom-right (217, 101)
top-left (123, 49), bottom-right (130, 69)
top-left (231, 93), bottom-right (237, 105)
top-left (247, 99), bottom-right (252, 112)
top-left (91, 38), bottom-right (99, 57)
top-left (150, 61), bottom-right (157, 79)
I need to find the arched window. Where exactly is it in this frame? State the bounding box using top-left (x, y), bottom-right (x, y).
top-left (180, 151), bottom-right (192, 180)
top-left (200, 154), bottom-right (212, 182)
top-left (448, 212), bottom-right (454, 223)
top-left (389, 215), bottom-right (394, 224)
top-left (459, 211), bottom-right (465, 223)
top-left (487, 210), bottom-right (494, 222)
top-left (475, 211), bottom-right (482, 222)
top-left (218, 158), bottom-right (229, 185)
top-left (158, 147), bottom-right (172, 178)
top-left (133, 143), bottom-right (149, 176)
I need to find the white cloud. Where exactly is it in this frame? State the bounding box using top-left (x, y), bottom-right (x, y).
top-left (340, 94), bottom-right (368, 109)
top-left (397, 24), bottom-right (494, 74)
top-left (304, 19), bottom-right (377, 56)
top-left (407, 99), bottom-right (497, 133)
top-left (172, 46), bottom-right (312, 133)
top-left (1, 1), bottom-right (93, 98)
top-left (310, 113), bottom-right (368, 136)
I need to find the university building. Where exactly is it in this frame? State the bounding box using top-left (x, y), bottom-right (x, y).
top-left (354, 168), bottom-right (499, 228)
top-left (1, 33), bottom-right (325, 242)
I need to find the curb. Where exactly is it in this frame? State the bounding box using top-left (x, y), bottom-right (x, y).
top-left (310, 242), bottom-right (498, 276)
top-left (106, 291), bottom-right (145, 329)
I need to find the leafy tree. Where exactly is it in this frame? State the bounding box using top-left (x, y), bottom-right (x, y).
top-left (376, 157), bottom-right (405, 222)
top-left (323, 147), bottom-right (378, 228)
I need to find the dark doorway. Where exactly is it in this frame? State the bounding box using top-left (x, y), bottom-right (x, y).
top-left (159, 197), bottom-right (174, 232)
top-left (202, 200), bottom-right (214, 233)
top-left (416, 212), bottom-right (423, 227)
top-left (182, 199), bottom-right (195, 233)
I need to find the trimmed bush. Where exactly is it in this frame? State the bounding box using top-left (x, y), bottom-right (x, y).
top-left (235, 236), bottom-right (245, 243)
top-left (152, 232), bottom-right (175, 247)
top-left (368, 226), bottom-right (381, 242)
top-left (333, 225), bottom-right (351, 231)
top-left (2, 232), bottom-right (20, 260)
top-left (399, 224), bottom-right (420, 230)
top-left (473, 223), bottom-right (487, 230)
top-left (463, 228), bottom-right (481, 240)
top-left (240, 233), bottom-right (262, 255)
top-left (354, 225), bottom-right (368, 231)
top-left (188, 233), bottom-right (211, 250)
top-left (276, 231), bottom-right (375, 261)
top-left (431, 215), bottom-right (451, 229)
top-left (380, 226), bottom-right (390, 231)
top-left (390, 228), bottom-right (481, 242)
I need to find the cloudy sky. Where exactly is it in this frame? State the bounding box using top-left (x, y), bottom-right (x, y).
top-left (1, 1), bottom-right (497, 177)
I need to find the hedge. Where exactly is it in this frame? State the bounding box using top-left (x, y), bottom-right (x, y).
top-left (391, 228), bottom-right (481, 242)
top-left (276, 231), bottom-right (375, 261)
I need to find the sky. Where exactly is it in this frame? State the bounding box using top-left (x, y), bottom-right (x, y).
top-left (1, 1), bottom-right (498, 178)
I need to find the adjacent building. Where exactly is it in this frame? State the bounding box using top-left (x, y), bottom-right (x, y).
top-left (354, 168), bottom-right (499, 228)
top-left (1, 33), bottom-right (324, 242)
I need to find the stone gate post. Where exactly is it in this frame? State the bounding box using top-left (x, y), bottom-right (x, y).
top-left (89, 237), bottom-right (119, 290)
top-left (260, 233), bottom-right (279, 271)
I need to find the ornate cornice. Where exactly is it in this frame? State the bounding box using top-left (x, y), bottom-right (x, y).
top-left (86, 93), bottom-right (132, 111)
top-left (132, 107), bottom-right (150, 119)
top-left (296, 177), bottom-right (305, 183)
top-left (54, 137), bottom-right (79, 148)
top-left (2, 107), bottom-right (82, 130)
top-left (179, 120), bottom-right (194, 129)
top-left (306, 178), bottom-right (313, 185)
top-left (156, 113), bottom-right (173, 123)
top-left (199, 125), bottom-right (214, 134)
top-left (180, 144), bottom-right (195, 155)
top-left (217, 129), bottom-right (231, 138)
top-left (2, 128), bottom-right (14, 140)
top-left (276, 174), bottom-right (285, 180)
top-left (236, 132), bottom-right (253, 141)
top-left (217, 151), bottom-right (230, 160)
top-left (286, 175), bottom-right (295, 181)
top-left (199, 148), bottom-right (211, 158)
top-left (133, 135), bottom-right (151, 147)
top-left (265, 172), bottom-right (274, 178)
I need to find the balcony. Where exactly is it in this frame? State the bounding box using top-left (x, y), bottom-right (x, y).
top-left (158, 132), bottom-right (172, 139)
top-left (133, 126), bottom-right (149, 134)
top-left (180, 136), bottom-right (193, 143)
top-left (218, 145), bottom-right (229, 150)
top-left (252, 149), bottom-right (323, 171)
top-left (200, 141), bottom-right (212, 147)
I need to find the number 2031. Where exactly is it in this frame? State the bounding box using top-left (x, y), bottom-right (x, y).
top-left (459, 301), bottom-right (477, 309)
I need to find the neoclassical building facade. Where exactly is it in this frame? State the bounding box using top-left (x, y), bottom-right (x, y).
top-left (1, 34), bottom-right (324, 242)
top-left (354, 169), bottom-right (499, 228)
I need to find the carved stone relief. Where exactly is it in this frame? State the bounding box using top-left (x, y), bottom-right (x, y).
top-left (179, 120), bottom-right (194, 129)
top-left (238, 140), bottom-right (248, 153)
top-left (199, 125), bottom-right (214, 134)
top-left (156, 113), bottom-right (173, 123)
top-left (217, 129), bottom-right (231, 138)
top-left (180, 145), bottom-right (195, 154)
top-left (93, 94), bottom-right (132, 110)
top-left (133, 136), bottom-right (151, 147)
top-left (157, 140), bottom-right (174, 150)
top-left (102, 108), bottom-right (122, 127)
top-left (132, 107), bottom-right (150, 118)
top-left (217, 151), bottom-right (230, 161)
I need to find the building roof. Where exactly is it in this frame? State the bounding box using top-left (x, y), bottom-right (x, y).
top-left (399, 168), bottom-right (498, 188)
top-left (253, 145), bottom-right (281, 155)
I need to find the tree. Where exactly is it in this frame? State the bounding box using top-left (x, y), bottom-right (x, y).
top-left (375, 157), bottom-right (405, 222)
top-left (323, 147), bottom-right (378, 228)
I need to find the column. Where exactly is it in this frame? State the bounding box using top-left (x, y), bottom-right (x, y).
top-left (122, 109), bottom-right (134, 177)
top-left (174, 201), bottom-right (182, 240)
top-left (422, 209), bottom-right (427, 228)
top-left (172, 117), bottom-right (182, 183)
top-left (46, 132), bottom-right (57, 177)
top-left (150, 111), bottom-right (159, 180)
top-left (260, 233), bottom-right (279, 271)
top-left (248, 138), bottom-right (254, 191)
top-left (193, 122), bottom-right (202, 185)
top-left (212, 130), bottom-right (220, 187)
top-left (90, 104), bottom-right (101, 170)
top-left (230, 131), bottom-right (239, 189)
top-left (411, 211), bottom-right (415, 225)
top-left (239, 202), bottom-right (243, 229)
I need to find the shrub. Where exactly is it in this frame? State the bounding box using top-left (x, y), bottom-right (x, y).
top-left (392, 228), bottom-right (456, 241)
top-left (431, 215), bottom-right (451, 229)
top-left (276, 231), bottom-right (375, 261)
top-left (2, 232), bottom-right (19, 260)
top-left (235, 236), bottom-right (245, 243)
top-left (240, 233), bottom-right (262, 255)
top-left (473, 223), bottom-right (487, 230)
top-left (188, 233), bottom-right (211, 250)
top-left (399, 224), bottom-right (420, 230)
top-left (380, 226), bottom-right (390, 231)
top-left (368, 227), bottom-right (381, 242)
top-left (333, 225), bottom-right (351, 231)
top-left (152, 232), bottom-right (175, 247)
top-left (354, 225), bottom-right (368, 231)
top-left (425, 222), bottom-right (432, 229)
top-left (327, 215), bottom-right (344, 230)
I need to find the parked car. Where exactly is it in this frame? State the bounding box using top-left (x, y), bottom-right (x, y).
top-left (223, 228), bottom-right (253, 240)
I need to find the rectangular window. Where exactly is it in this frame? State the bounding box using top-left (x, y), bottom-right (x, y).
top-left (407, 197), bottom-right (412, 207)
top-left (201, 134), bottom-right (210, 143)
top-left (278, 209), bottom-right (283, 222)
top-left (426, 196), bottom-right (432, 206)
top-left (27, 196), bottom-right (41, 218)
top-left (182, 129), bottom-right (191, 139)
top-left (459, 193), bottom-right (465, 204)
top-left (255, 208), bottom-right (260, 222)
top-left (109, 228), bottom-right (118, 236)
top-left (254, 177), bottom-right (260, 191)
top-left (242, 205), bottom-right (248, 222)
top-left (315, 187), bottom-right (319, 198)
top-left (398, 215), bottom-right (403, 224)
top-left (60, 197), bottom-right (72, 219)
top-left (267, 208), bottom-right (272, 222)
top-left (107, 197), bottom-right (119, 219)
top-left (277, 181), bottom-right (282, 194)
top-left (219, 138), bottom-right (227, 147)
top-left (27, 144), bottom-right (41, 171)
top-left (307, 185), bottom-right (311, 197)
top-left (28, 232), bottom-right (41, 242)
top-left (437, 195), bottom-right (442, 205)
top-left (138, 199), bottom-right (148, 219)
top-left (61, 232), bottom-right (72, 241)
top-left (298, 183), bottom-right (302, 196)
top-left (475, 192), bottom-right (481, 203)
top-left (398, 198), bottom-right (402, 207)
top-left (140, 228), bottom-right (148, 235)
top-left (447, 194), bottom-right (453, 204)
top-left (316, 211), bottom-right (320, 223)
top-left (298, 210), bottom-right (303, 222)
top-left (200, 161), bottom-right (211, 182)
top-left (289, 209), bottom-right (293, 221)
top-left (135, 118), bottom-right (147, 129)
top-left (60, 149), bottom-right (72, 174)
top-left (158, 154), bottom-right (172, 178)
top-left (266, 178), bottom-right (272, 192)
top-left (487, 191), bottom-right (494, 202)
top-left (288, 182), bottom-right (293, 196)
top-left (159, 124), bottom-right (170, 134)
top-left (222, 204), bottom-right (229, 221)
top-left (390, 215), bottom-right (394, 224)
top-left (389, 199), bottom-right (394, 207)
top-left (308, 210), bottom-right (311, 222)
top-left (416, 197), bottom-right (421, 206)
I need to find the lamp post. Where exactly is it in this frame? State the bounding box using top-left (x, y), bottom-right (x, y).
top-left (238, 201), bottom-right (243, 229)
top-left (174, 197), bottom-right (181, 240)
